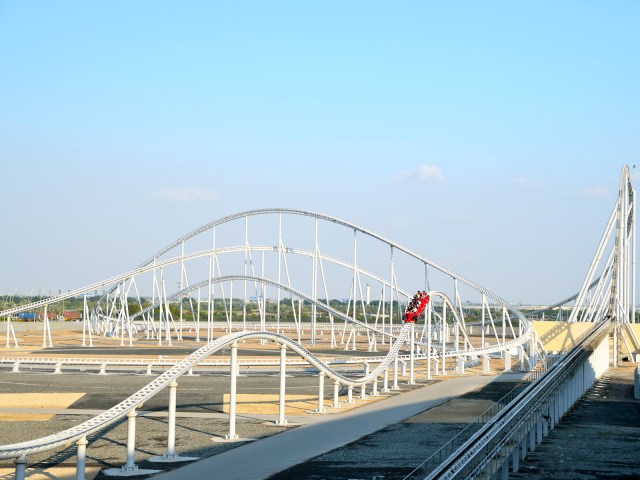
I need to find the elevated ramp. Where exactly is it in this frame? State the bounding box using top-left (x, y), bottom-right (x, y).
top-left (532, 321), bottom-right (596, 353)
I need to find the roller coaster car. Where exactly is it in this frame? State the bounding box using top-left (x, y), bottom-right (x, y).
top-left (403, 293), bottom-right (430, 323)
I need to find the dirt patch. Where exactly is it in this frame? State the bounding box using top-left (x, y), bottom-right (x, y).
top-left (407, 398), bottom-right (496, 424)
top-left (221, 392), bottom-right (385, 414)
top-left (0, 466), bottom-right (101, 479)
top-left (0, 393), bottom-right (85, 421)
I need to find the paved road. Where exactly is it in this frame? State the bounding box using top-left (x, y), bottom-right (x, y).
top-left (0, 371), bottom-right (321, 412)
top-left (154, 375), bottom-right (498, 480)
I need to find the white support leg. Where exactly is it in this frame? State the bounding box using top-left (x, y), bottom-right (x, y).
top-left (504, 352), bottom-right (512, 372)
top-left (408, 322), bottom-right (415, 385)
top-left (392, 355), bottom-right (399, 390)
top-left (332, 381), bottom-right (340, 408)
top-left (76, 436), bottom-right (87, 480)
top-left (125, 411), bottom-right (138, 470)
top-left (15, 456), bottom-right (27, 480)
top-left (316, 372), bottom-right (326, 413)
top-left (226, 343), bottom-right (239, 439)
top-left (382, 368), bottom-right (390, 393)
top-left (103, 409), bottom-right (160, 476)
top-left (277, 345), bottom-right (287, 424)
top-left (149, 381), bottom-right (198, 463)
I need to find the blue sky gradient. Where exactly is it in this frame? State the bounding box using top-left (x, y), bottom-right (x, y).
top-left (1, 1), bottom-right (637, 303)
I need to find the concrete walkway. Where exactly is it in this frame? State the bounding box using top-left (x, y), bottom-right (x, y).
top-left (154, 375), bottom-right (498, 480)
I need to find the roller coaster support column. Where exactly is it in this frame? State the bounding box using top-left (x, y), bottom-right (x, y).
top-left (316, 372), bottom-right (326, 413)
top-left (104, 407), bottom-right (160, 476)
top-left (382, 368), bottom-right (390, 393)
top-left (392, 355), bottom-right (399, 390)
top-left (332, 381), bottom-right (340, 408)
top-left (14, 455), bottom-right (26, 480)
top-left (125, 410), bottom-right (138, 470)
top-left (150, 381), bottom-right (198, 463)
top-left (76, 436), bottom-right (87, 480)
top-left (277, 345), bottom-right (287, 424)
top-left (167, 381), bottom-right (178, 456)
top-left (347, 385), bottom-right (353, 403)
top-left (226, 343), bottom-right (239, 439)
top-left (426, 302), bottom-right (432, 380)
top-left (408, 322), bottom-right (416, 385)
top-left (504, 351), bottom-right (512, 372)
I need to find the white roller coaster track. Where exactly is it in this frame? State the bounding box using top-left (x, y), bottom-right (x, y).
top-left (0, 325), bottom-right (410, 461)
top-left (0, 210), bottom-right (539, 471)
top-left (0, 274), bottom-right (533, 463)
top-left (133, 208), bottom-right (531, 324)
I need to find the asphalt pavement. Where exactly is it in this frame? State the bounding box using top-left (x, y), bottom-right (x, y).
top-left (153, 374), bottom-right (498, 480)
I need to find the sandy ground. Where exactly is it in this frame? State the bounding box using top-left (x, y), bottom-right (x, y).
top-left (0, 466), bottom-right (101, 480)
top-left (0, 393), bottom-right (85, 421)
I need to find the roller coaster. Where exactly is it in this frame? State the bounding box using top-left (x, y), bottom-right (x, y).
top-left (0, 165), bottom-right (636, 479)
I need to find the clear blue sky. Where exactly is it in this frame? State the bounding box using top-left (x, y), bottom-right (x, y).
top-left (1, 1), bottom-right (637, 304)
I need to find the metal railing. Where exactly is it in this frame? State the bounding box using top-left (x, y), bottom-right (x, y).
top-left (420, 319), bottom-right (611, 479)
